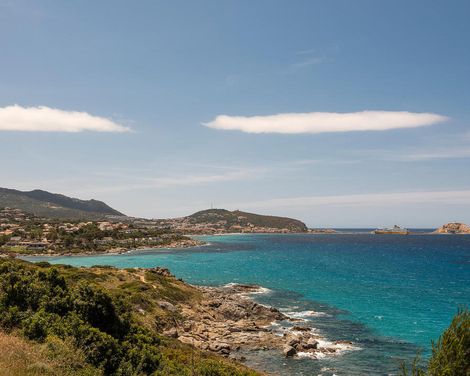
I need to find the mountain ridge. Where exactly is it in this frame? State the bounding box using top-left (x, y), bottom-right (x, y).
top-left (0, 187), bottom-right (125, 219)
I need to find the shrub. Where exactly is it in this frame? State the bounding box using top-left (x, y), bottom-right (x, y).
top-left (400, 308), bottom-right (469, 376)
top-left (0, 259), bottom-right (259, 376)
top-left (427, 308), bottom-right (469, 376)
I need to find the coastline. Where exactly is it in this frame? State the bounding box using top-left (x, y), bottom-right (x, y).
top-left (9, 238), bottom-right (205, 258)
top-left (143, 269), bottom-right (359, 366)
top-left (15, 229), bottom-right (470, 259)
top-left (15, 232), bottom-right (469, 374)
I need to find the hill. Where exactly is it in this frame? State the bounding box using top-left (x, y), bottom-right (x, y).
top-left (0, 187), bottom-right (125, 220)
top-left (187, 208), bottom-right (308, 232)
top-left (0, 258), bottom-right (260, 376)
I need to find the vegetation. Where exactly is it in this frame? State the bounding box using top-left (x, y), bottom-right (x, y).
top-left (188, 209), bottom-right (308, 232)
top-left (400, 308), bottom-right (469, 376)
top-left (0, 187), bottom-right (124, 219)
top-left (0, 211), bottom-right (191, 255)
top-left (0, 331), bottom-right (100, 376)
top-left (0, 234), bottom-right (10, 246)
top-left (0, 258), bottom-right (260, 376)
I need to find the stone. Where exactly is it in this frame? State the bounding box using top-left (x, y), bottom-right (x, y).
top-left (178, 336), bottom-right (195, 345)
top-left (157, 300), bottom-right (176, 312)
top-left (287, 338), bottom-right (300, 347)
top-left (151, 267), bottom-right (173, 277)
top-left (303, 338), bottom-right (319, 350)
top-left (292, 325), bottom-right (311, 332)
top-left (163, 327), bottom-right (178, 338)
top-left (283, 345), bottom-right (297, 357)
top-left (209, 342), bottom-right (231, 354)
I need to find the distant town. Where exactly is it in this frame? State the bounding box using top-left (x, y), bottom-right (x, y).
top-left (0, 207), bottom-right (197, 256)
top-left (0, 206), bottom-right (309, 256)
top-left (1, 205), bottom-right (469, 257)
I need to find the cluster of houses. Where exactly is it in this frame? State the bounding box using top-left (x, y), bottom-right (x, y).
top-left (0, 208), bottom-right (47, 250)
top-left (0, 208), bottom-right (189, 254)
top-left (54, 220), bottom-right (129, 233)
top-left (0, 207), bottom-right (28, 236)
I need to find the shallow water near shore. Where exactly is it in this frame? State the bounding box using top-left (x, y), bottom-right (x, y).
top-left (25, 233), bottom-right (470, 375)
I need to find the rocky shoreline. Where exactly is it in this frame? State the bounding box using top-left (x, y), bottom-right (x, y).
top-left (152, 274), bottom-right (358, 364)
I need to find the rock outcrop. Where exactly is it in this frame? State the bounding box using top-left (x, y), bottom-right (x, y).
top-left (157, 283), bottom-right (357, 360)
top-left (433, 222), bottom-right (470, 234)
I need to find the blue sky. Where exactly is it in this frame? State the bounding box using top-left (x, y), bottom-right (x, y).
top-left (1, 0), bottom-right (470, 227)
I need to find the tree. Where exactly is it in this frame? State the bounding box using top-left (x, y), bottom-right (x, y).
top-left (400, 308), bottom-right (469, 376)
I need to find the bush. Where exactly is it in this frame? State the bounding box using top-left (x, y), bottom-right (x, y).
top-left (400, 308), bottom-right (469, 376)
top-left (0, 259), bottom-right (259, 376)
top-left (0, 260), bottom-right (160, 375)
top-left (427, 308), bottom-right (469, 376)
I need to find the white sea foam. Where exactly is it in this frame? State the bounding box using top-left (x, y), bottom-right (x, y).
top-left (297, 351), bottom-right (326, 359)
top-left (248, 286), bottom-right (272, 295)
top-left (295, 338), bottom-right (362, 361)
top-left (222, 283), bottom-right (272, 295)
top-left (318, 339), bottom-right (362, 353)
top-left (223, 282), bottom-right (239, 288)
top-left (282, 310), bottom-right (331, 320)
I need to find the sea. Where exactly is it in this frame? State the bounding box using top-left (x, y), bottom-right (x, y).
top-left (24, 232), bottom-right (470, 376)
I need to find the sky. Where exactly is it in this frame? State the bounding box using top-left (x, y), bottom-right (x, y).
top-left (1, 0), bottom-right (470, 227)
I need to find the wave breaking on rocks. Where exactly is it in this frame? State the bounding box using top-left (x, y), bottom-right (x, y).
top-left (163, 282), bottom-right (360, 363)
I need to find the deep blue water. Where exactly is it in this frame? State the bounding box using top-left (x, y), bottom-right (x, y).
top-left (25, 234), bottom-right (470, 375)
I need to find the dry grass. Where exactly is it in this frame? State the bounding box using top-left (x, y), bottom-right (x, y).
top-left (0, 331), bottom-right (101, 376)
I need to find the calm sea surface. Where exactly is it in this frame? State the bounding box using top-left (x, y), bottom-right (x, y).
top-left (25, 233), bottom-right (470, 375)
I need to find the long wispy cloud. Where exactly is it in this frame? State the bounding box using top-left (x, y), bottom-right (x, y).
top-left (235, 190), bottom-right (470, 210)
top-left (0, 105), bottom-right (130, 132)
top-left (204, 111), bottom-right (448, 134)
top-left (62, 167), bottom-right (262, 195)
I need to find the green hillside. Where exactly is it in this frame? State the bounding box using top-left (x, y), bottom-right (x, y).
top-left (0, 188), bottom-right (125, 220)
top-left (0, 258), bottom-right (260, 376)
top-left (188, 209), bottom-right (308, 232)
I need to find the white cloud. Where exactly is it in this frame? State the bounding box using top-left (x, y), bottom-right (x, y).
top-left (59, 167), bottom-right (262, 195)
top-left (396, 147), bottom-right (470, 161)
top-left (0, 105), bottom-right (130, 132)
top-left (236, 190), bottom-right (470, 210)
top-left (291, 56), bottom-right (325, 70)
top-left (204, 111), bottom-right (448, 134)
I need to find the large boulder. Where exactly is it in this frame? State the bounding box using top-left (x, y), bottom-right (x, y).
top-left (157, 300), bottom-right (176, 312)
top-left (303, 338), bottom-right (319, 350)
top-left (209, 342), bottom-right (231, 355)
top-left (287, 337), bottom-right (300, 347)
top-left (283, 345), bottom-right (297, 357)
top-left (219, 303), bottom-right (247, 320)
top-left (292, 325), bottom-right (312, 332)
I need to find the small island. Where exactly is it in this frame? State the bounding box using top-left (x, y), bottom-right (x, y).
top-left (433, 222), bottom-right (470, 234)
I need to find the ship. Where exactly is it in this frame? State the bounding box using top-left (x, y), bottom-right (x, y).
top-left (373, 225), bottom-right (409, 235)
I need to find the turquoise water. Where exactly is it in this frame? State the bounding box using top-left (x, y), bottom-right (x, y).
top-left (25, 234), bottom-right (470, 375)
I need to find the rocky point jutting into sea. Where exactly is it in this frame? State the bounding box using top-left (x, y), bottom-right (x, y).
top-left (159, 276), bottom-right (357, 361)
